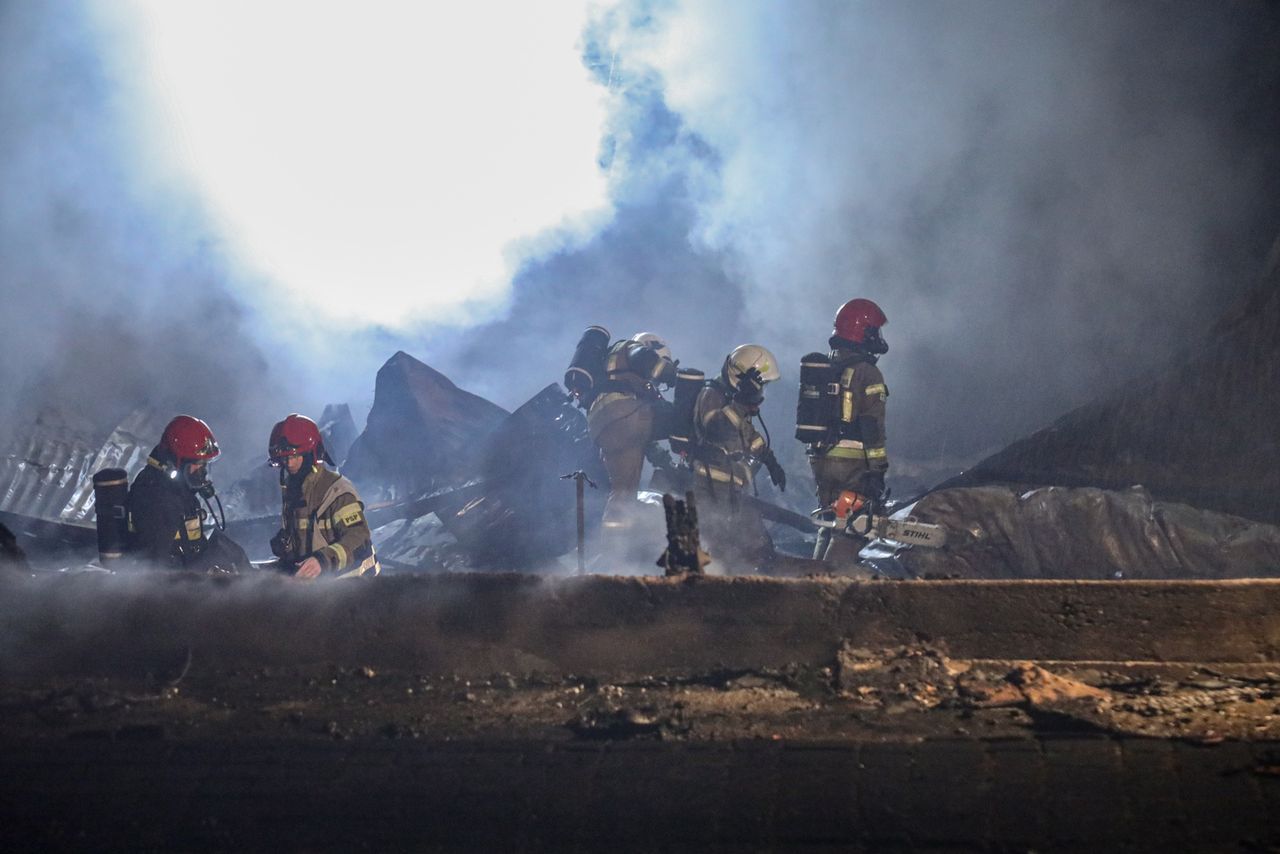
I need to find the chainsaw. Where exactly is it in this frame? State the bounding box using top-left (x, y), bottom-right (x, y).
top-left (810, 505), bottom-right (947, 549)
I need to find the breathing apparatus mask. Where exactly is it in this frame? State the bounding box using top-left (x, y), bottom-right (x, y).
top-left (182, 461), bottom-right (214, 495)
top-left (732, 367), bottom-right (767, 411)
top-left (162, 457), bottom-right (226, 532)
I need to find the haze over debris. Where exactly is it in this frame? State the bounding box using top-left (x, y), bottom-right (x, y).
top-left (2, 1), bottom-right (1279, 477)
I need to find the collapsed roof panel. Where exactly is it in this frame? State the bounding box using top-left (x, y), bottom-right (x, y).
top-left (0, 407), bottom-right (165, 526)
top-left (897, 484), bottom-right (1280, 580)
top-left (940, 246), bottom-right (1280, 523)
top-left (343, 351), bottom-right (509, 503)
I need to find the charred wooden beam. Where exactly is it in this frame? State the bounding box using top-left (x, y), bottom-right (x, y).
top-left (657, 491), bottom-right (710, 576)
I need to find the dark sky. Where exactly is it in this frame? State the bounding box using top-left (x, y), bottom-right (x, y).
top-left (3, 1), bottom-right (1279, 482)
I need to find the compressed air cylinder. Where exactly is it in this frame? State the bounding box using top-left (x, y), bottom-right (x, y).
top-left (796, 352), bottom-right (838, 444)
top-left (92, 468), bottom-right (130, 564)
top-left (564, 325), bottom-right (611, 406)
top-left (668, 368), bottom-right (706, 456)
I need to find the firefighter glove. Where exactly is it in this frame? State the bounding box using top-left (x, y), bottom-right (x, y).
top-left (645, 443), bottom-right (677, 471)
top-left (270, 529), bottom-right (293, 561)
top-left (761, 449), bottom-right (786, 492)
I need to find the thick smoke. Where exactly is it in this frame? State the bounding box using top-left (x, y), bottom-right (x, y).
top-left (0, 2), bottom-right (290, 465)
top-left (4, 1), bottom-right (1279, 502)
top-left (617, 1), bottom-right (1280, 454)
top-left (417, 1), bottom-right (1280, 475)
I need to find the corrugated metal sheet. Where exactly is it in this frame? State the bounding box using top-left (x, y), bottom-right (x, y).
top-left (59, 409), bottom-right (168, 524)
top-left (0, 408), bottom-right (164, 527)
top-left (0, 431), bottom-right (97, 524)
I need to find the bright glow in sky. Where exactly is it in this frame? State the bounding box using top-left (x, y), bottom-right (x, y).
top-left (116, 1), bottom-right (612, 327)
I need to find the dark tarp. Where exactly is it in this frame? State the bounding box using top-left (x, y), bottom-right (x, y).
top-left (936, 243), bottom-right (1280, 524)
top-left (897, 485), bottom-right (1280, 580)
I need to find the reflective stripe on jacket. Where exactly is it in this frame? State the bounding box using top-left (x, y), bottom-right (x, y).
top-left (691, 380), bottom-right (767, 489)
top-left (278, 465), bottom-right (380, 577)
top-left (822, 352), bottom-right (888, 471)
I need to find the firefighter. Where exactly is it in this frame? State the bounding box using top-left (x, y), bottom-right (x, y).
top-left (808, 298), bottom-right (891, 562)
top-left (688, 343), bottom-right (787, 569)
top-left (586, 332), bottom-right (678, 530)
top-left (126, 414), bottom-right (249, 572)
top-left (268, 413), bottom-right (380, 579)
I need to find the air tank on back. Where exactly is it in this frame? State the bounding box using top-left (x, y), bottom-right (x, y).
top-left (564, 325), bottom-right (611, 408)
top-left (668, 368), bottom-right (706, 457)
top-left (796, 352), bottom-right (839, 444)
top-left (92, 468), bottom-right (130, 565)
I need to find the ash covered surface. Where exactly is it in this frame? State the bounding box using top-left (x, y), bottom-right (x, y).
top-left (3, 571), bottom-right (1280, 744)
top-left (3, 573), bottom-right (1280, 851)
top-left (4, 645), bottom-right (1280, 746)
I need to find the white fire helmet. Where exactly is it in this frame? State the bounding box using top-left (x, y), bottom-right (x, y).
top-left (630, 332), bottom-right (673, 363)
top-left (723, 344), bottom-right (781, 389)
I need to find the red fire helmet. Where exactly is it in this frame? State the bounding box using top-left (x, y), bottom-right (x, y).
top-left (832, 298), bottom-right (888, 345)
top-left (160, 415), bottom-right (220, 464)
top-left (268, 414), bottom-right (329, 464)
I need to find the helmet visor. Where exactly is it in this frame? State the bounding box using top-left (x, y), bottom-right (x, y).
top-left (268, 438), bottom-right (300, 464)
top-left (863, 327), bottom-right (888, 354)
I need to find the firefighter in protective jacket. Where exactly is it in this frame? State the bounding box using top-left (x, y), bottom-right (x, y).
top-left (127, 415), bottom-right (249, 572)
top-left (586, 332), bottom-right (678, 528)
top-left (808, 298), bottom-right (891, 562)
top-left (688, 344), bottom-right (786, 567)
top-left (268, 414), bottom-right (380, 578)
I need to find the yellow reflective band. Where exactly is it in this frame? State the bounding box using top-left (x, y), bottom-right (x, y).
top-left (296, 518), bottom-right (311, 529)
top-left (693, 461), bottom-right (747, 486)
top-left (723, 407), bottom-right (742, 427)
top-left (327, 543), bottom-right (348, 570)
top-left (185, 517), bottom-right (201, 540)
top-left (865, 383), bottom-right (887, 396)
top-left (866, 447), bottom-right (887, 459)
top-left (749, 434), bottom-right (767, 453)
top-left (336, 553), bottom-right (380, 579)
top-left (826, 446), bottom-right (868, 460)
top-left (839, 367), bottom-right (857, 423)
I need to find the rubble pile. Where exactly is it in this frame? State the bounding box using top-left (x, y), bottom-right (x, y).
top-left (834, 642), bottom-right (1280, 741)
top-left (892, 484), bottom-right (1280, 579)
top-left (342, 351), bottom-right (509, 504)
top-left (435, 384), bottom-right (608, 568)
top-left (369, 514), bottom-right (466, 573)
top-left (939, 248), bottom-right (1280, 524)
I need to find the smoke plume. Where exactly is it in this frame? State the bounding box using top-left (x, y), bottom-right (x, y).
top-left (0, 1), bottom-right (289, 463)
top-left (422, 1), bottom-right (1280, 472)
top-left (4, 1), bottom-right (1279, 496)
